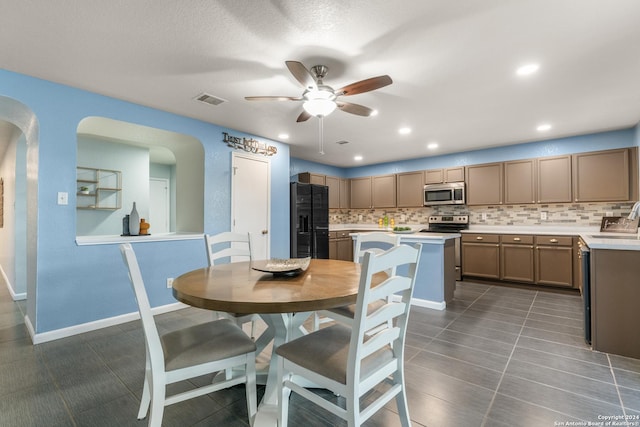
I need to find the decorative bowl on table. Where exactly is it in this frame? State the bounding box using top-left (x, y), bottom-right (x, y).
top-left (251, 257), bottom-right (311, 276)
top-left (392, 226), bottom-right (414, 234)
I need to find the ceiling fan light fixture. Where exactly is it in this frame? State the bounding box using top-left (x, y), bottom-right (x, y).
top-left (303, 98), bottom-right (337, 117)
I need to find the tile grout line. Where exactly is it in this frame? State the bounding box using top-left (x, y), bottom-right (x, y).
top-left (480, 289), bottom-right (539, 427)
top-left (404, 283), bottom-right (494, 364)
top-left (606, 353), bottom-right (629, 418)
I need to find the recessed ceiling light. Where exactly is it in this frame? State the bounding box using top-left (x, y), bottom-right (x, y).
top-left (278, 133), bottom-right (289, 140)
top-left (398, 127), bottom-right (412, 135)
top-left (354, 155), bottom-right (363, 161)
top-left (427, 142), bottom-right (438, 150)
top-left (370, 110), bottom-right (379, 117)
top-left (537, 123), bottom-right (552, 132)
top-left (516, 63), bottom-right (540, 76)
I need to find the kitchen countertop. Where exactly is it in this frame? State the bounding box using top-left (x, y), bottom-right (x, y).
top-left (332, 225), bottom-right (459, 242)
top-left (463, 225), bottom-right (640, 251)
top-left (331, 224), bottom-right (640, 251)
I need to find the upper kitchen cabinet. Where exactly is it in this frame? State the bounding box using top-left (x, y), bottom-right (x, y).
top-left (325, 175), bottom-right (340, 209)
top-left (504, 159), bottom-right (536, 204)
top-left (350, 176), bottom-right (372, 209)
top-left (350, 174), bottom-right (396, 208)
top-left (372, 174), bottom-right (397, 208)
top-left (466, 162), bottom-right (503, 205)
top-left (425, 167), bottom-right (465, 184)
top-left (298, 172), bottom-right (325, 185)
top-left (537, 155), bottom-right (572, 203)
top-left (396, 171), bottom-right (424, 207)
top-left (339, 178), bottom-right (350, 209)
top-left (572, 148), bottom-right (638, 202)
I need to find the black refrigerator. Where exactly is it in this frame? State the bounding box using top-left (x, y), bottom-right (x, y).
top-left (290, 182), bottom-right (329, 259)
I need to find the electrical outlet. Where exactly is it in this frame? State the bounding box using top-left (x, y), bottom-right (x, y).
top-left (358, 214), bottom-right (363, 221)
top-left (481, 213), bottom-right (487, 221)
top-left (166, 278), bottom-right (174, 288)
top-left (57, 192), bottom-right (68, 205)
top-left (605, 211), bottom-right (614, 217)
top-left (540, 211), bottom-right (548, 220)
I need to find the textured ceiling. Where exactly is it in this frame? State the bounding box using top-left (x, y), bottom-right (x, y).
top-left (1, 0), bottom-right (640, 167)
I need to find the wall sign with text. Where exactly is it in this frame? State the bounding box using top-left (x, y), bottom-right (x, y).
top-left (222, 132), bottom-right (277, 156)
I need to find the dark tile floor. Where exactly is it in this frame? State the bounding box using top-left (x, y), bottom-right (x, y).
top-left (1, 281), bottom-right (639, 426)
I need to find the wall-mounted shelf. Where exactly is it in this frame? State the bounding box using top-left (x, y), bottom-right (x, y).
top-left (77, 167), bottom-right (122, 210)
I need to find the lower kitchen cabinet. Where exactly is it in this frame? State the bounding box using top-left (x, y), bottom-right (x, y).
top-left (461, 234), bottom-right (500, 279)
top-left (329, 230), bottom-right (353, 261)
top-left (463, 232), bottom-right (578, 289)
top-left (500, 235), bottom-right (534, 283)
top-left (535, 235), bottom-right (574, 287)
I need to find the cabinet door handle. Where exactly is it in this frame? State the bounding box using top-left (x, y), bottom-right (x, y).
top-left (476, 236), bottom-right (484, 240)
top-left (549, 238), bottom-right (558, 243)
top-left (513, 237), bottom-right (521, 241)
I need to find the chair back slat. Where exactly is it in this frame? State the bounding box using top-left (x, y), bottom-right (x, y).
top-left (348, 243), bottom-right (422, 387)
top-left (353, 232), bottom-right (401, 266)
top-left (119, 243), bottom-right (165, 370)
top-left (205, 231), bottom-right (252, 266)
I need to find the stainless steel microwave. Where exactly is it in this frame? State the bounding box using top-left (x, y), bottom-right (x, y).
top-left (424, 182), bottom-right (465, 206)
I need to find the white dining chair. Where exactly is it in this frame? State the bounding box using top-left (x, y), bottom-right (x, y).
top-left (315, 232), bottom-right (401, 329)
top-left (276, 243), bottom-right (422, 427)
top-left (205, 231), bottom-right (259, 339)
top-left (120, 243), bottom-right (257, 427)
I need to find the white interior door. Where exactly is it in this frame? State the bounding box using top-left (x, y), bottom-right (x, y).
top-left (149, 178), bottom-right (170, 233)
top-left (231, 153), bottom-right (270, 260)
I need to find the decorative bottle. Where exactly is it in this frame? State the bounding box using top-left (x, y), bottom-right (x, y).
top-left (129, 202), bottom-right (140, 236)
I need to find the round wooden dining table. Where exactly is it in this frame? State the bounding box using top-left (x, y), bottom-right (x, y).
top-left (172, 258), bottom-right (378, 427)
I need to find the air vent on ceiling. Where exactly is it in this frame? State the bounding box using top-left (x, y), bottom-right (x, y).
top-left (193, 92), bottom-right (227, 106)
top-left (336, 140), bottom-right (350, 145)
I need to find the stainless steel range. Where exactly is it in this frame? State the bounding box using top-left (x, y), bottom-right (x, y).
top-left (420, 215), bottom-right (469, 280)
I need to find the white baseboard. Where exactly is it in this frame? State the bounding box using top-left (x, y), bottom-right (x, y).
top-left (390, 295), bottom-right (446, 311)
top-left (410, 297), bottom-right (446, 311)
top-left (30, 302), bottom-right (189, 344)
top-left (0, 264), bottom-right (26, 300)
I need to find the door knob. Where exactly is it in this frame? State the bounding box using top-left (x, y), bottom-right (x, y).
top-left (262, 230), bottom-right (268, 235)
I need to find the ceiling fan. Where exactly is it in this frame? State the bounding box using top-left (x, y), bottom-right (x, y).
top-left (245, 61), bottom-right (392, 122)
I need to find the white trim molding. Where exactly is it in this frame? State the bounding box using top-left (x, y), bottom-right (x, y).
top-left (28, 301), bottom-right (189, 344)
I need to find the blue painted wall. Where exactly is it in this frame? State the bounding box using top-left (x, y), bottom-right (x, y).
top-left (0, 70), bottom-right (290, 334)
top-left (291, 127), bottom-right (639, 179)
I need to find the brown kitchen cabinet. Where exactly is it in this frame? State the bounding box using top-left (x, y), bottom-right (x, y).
top-left (372, 174), bottom-right (396, 208)
top-left (350, 177), bottom-right (372, 209)
top-left (298, 172), bottom-right (325, 185)
top-left (329, 230), bottom-right (353, 261)
top-left (325, 175), bottom-right (340, 209)
top-left (461, 233), bottom-right (500, 279)
top-left (591, 248), bottom-right (640, 359)
top-left (396, 171), bottom-right (424, 207)
top-left (425, 167), bottom-right (465, 184)
top-left (535, 235), bottom-right (574, 288)
top-left (465, 163), bottom-right (503, 206)
top-left (504, 160), bottom-right (536, 205)
top-left (537, 155), bottom-right (572, 203)
top-left (339, 178), bottom-right (350, 209)
top-left (572, 148), bottom-right (634, 202)
top-left (500, 234), bottom-right (535, 283)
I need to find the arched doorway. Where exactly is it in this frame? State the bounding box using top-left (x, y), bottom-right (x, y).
top-left (0, 95), bottom-right (39, 334)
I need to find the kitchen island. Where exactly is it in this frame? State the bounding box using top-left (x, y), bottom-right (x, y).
top-left (580, 232), bottom-right (640, 359)
top-left (349, 231), bottom-right (459, 310)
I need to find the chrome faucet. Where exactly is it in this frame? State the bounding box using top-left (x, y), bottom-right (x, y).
top-left (628, 201), bottom-right (640, 220)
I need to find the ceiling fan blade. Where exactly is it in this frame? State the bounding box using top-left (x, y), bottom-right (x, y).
top-left (296, 110), bottom-right (312, 122)
top-left (336, 75), bottom-right (392, 96)
top-left (336, 101), bottom-right (373, 117)
top-left (245, 96), bottom-right (303, 101)
top-left (286, 61), bottom-right (317, 91)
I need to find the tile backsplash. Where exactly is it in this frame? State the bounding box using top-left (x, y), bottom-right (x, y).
top-left (330, 202), bottom-right (638, 228)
